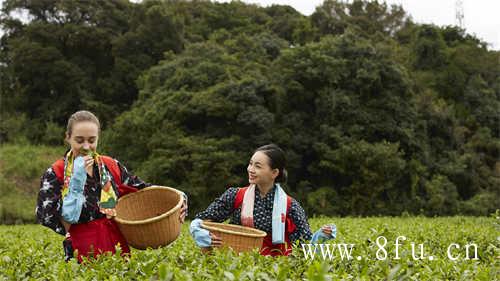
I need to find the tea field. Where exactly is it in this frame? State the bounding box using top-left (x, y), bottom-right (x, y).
top-left (0, 216), bottom-right (498, 280)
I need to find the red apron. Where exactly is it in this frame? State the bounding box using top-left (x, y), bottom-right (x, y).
top-left (69, 217), bottom-right (130, 262)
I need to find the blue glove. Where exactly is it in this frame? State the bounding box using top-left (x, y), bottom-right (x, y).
top-left (311, 224), bottom-right (337, 243)
top-left (61, 156), bottom-right (86, 223)
top-left (189, 219), bottom-right (211, 248)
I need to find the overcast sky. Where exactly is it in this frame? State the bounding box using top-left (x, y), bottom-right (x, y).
top-left (215, 0), bottom-right (500, 50)
top-left (1, 0), bottom-right (498, 50)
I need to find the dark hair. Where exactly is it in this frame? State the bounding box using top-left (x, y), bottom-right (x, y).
top-left (254, 143), bottom-right (288, 183)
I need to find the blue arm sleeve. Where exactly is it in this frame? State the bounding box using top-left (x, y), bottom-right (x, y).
top-left (189, 219), bottom-right (212, 248)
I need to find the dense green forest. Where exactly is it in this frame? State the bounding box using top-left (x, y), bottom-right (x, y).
top-left (1, 0), bottom-right (499, 222)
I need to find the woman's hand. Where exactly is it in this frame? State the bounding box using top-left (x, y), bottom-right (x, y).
top-left (311, 224), bottom-right (337, 243)
top-left (179, 200), bottom-right (187, 223)
top-left (208, 232), bottom-right (222, 248)
top-left (200, 233), bottom-right (223, 253)
top-left (321, 224), bottom-right (334, 236)
top-left (83, 155), bottom-right (94, 177)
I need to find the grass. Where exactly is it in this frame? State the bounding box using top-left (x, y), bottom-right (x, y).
top-left (0, 144), bottom-right (63, 224)
top-left (0, 216), bottom-right (498, 280)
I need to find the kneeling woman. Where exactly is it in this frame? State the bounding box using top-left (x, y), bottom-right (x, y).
top-left (36, 110), bottom-right (187, 262)
top-left (190, 144), bottom-right (334, 256)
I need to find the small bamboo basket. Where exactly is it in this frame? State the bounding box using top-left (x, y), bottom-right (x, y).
top-left (200, 221), bottom-right (267, 253)
top-left (115, 186), bottom-right (183, 250)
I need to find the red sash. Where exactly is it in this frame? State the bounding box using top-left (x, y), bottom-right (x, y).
top-left (233, 186), bottom-right (296, 256)
top-left (52, 156), bottom-right (138, 197)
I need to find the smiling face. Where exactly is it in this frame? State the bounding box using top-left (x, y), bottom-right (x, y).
top-left (65, 121), bottom-right (99, 156)
top-left (247, 151), bottom-right (279, 187)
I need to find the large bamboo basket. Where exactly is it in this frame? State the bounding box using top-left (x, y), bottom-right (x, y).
top-left (115, 186), bottom-right (183, 250)
top-left (200, 221), bottom-right (267, 253)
